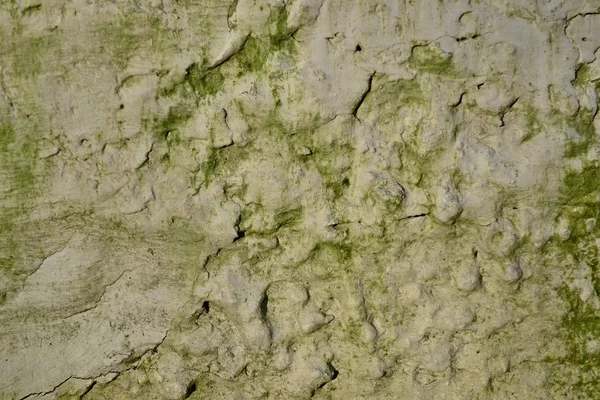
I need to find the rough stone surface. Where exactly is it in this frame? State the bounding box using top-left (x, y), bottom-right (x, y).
top-left (0, 0), bottom-right (599, 399)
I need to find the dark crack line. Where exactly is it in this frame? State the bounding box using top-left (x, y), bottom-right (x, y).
top-left (66, 329), bottom-right (174, 397)
top-left (60, 267), bottom-right (136, 320)
top-left (399, 213), bottom-right (428, 221)
top-left (351, 72), bottom-right (376, 122)
top-left (227, 0), bottom-right (240, 31)
top-left (564, 11), bottom-right (600, 44)
top-left (16, 238), bottom-right (73, 296)
top-left (566, 11), bottom-right (600, 24)
top-left (21, 3), bottom-right (42, 15)
top-left (207, 33), bottom-right (251, 71)
top-left (114, 70), bottom-right (159, 94)
top-left (310, 362), bottom-right (339, 398)
top-left (314, 0), bottom-right (326, 25)
top-left (78, 380), bottom-right (96, 399)
top-left (19, 376), bottom-right (72, 400)
top-left (135, 141), bottom-right (155, 170)
top-left (27, 325), bottom-right (198, 400)
top-left (183, 380), bottom-right (198, 399)
top-left (499, 97), bottom-right (519, 127)
top-left (451, 92), bottom-right (466, 108)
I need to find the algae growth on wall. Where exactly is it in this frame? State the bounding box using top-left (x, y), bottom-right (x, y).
top-left (0, 0), bottom-right (599, 399)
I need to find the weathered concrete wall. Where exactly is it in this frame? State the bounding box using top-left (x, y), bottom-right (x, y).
top-left (0, 0), bottom-right (599, 398)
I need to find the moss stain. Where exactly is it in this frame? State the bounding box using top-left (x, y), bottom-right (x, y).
top-left (408, 43), bottom-right (459, 77)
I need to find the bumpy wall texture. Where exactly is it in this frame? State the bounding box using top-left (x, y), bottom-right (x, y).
top-left (1, 0), bottom-right (600, 399)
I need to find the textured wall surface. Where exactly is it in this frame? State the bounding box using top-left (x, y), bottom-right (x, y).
top-left (1, 0), bottom-right (600, 399)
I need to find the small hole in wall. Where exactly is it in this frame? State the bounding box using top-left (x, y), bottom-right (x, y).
top-left (355, 44), bottom-right (362, 52)
top-left (233, 229), bottom-right (246, 242)
top-left (582, 37), bottom-right (588, 42)
top-left (119, 104), bottom-right (124, 109)
top-left (184, 381), bottom-right (197, 399)
top-left (330, 365), bottom-right (339, 380)
top-left (201, 301), bottom-right (210, 314)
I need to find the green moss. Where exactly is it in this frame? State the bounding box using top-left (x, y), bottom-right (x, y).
top-left (311, 140), bottom-right (354, 202)
top-left (392, 78), bottom-right (426, 105)
top-left (357, 78), bottom-right (426, 128)
top-left (234, 37), bottom-right (271, 75)
top-left (311, 242), bottom-right (354, 275)
top-left (554, 286), bottom-right (600, 398)
top-left (263, 108), bottom-right (287, 135)
top-left (0, 124), bottom-right (40, 199)
top-left (187, 64), bottom-right (226, 97)
top-left (345, 319), bottom-right (365, 345)
top-left (573, 64), bottom-right (592, 89)
top-left (555, 162), bottom-right (600, 295)
top-left (562, 161), bottom-right (600, 206)
top-left (274, 207), bottom-right (303, 229)
top-left (203, 147), bottom-right (223, 185)
top-left (153, 104), bottom-right (194, 140)
top-left (325, 177), bottom-right (350, 200)
top-left (521, 104), bottom-right (542, 143)
top-left (0, 217), bottom-right (17, 273)
top-left (451, 168), bottom-right (467, 190)
top-left (231, 7), bottom-right (298, 77)
top-left (10, 36), bottom-right (47, 77)
top-left (408, 43), bottom-right (458, 77)
top-left (202, 145), bottom-right (251, 187)
top-left (0, 123), bottom-right (43, 275)
top-left (563, 108), bottom-right (596, 158)
top-left (397, 137), bottom-right (442, 191)
top-left (96, 16), bottom-right (141, 69)
top-left (267, 6), bottom-right (298, 55)
top-left (547, 135), bottom-right (600, 395)
top-left (237, 203), bottom-right (303, 237)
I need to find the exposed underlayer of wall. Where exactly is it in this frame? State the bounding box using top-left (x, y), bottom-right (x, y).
top-left (1, 0), bottom-right (600, 399)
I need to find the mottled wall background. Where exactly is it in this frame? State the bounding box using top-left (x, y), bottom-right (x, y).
top-left (0, 0), bottom-right (599, 399)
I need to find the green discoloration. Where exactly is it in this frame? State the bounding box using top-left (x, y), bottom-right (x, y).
top-left (325, 177), bottom-right (351, 201)
top-left (562, 162), bottom-right (600, 207)
top-left (234, 36), bottom-right (271, 74)
top-left (390, 78), bottom-right (427, 106)
top-left (187, 64), bottom-right (226, 98)
top-left (573, 64), bottom-right (592, 89)
top-left (203, 147), bottom-right (225, 186)
top-left (552, 286), bottom-right (600, 398)
top-left (408, 43), bottom-right (458, 77)
top-left (10, 36), bottom-right (47, 77)
top-left (274, 207), bottom-right (303, 229)
top-left (312, 140), bottom-right (354, 202)
top-left (97, 16), bottom-right (141, 69)
top-left (548, 98), bottom-right (600, 394)
top-left (521, 104), bottom-right (542, 143)
top-left (154, 104), bottom-right (194, 140)
top-left (202, 144), bottom-right (251, 187)
top-left (267, 6), bottom-right (298, 55)
top-left (238, 203), bottom-right (303, 236)
top-left (562, 60), bottom-right (598, 158)
top-left (0, 121), bottom-right (45, 281)
top-left (231, 8), bottom-right (298, 76)
top-left (0, 124), bottom-right (36, 197)
top-left (563, 108), bottom-right (596, 158)
top-left (451, 168), bottom-right (467, 190)
top-left (310, 241), bottom-right (354, 277)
